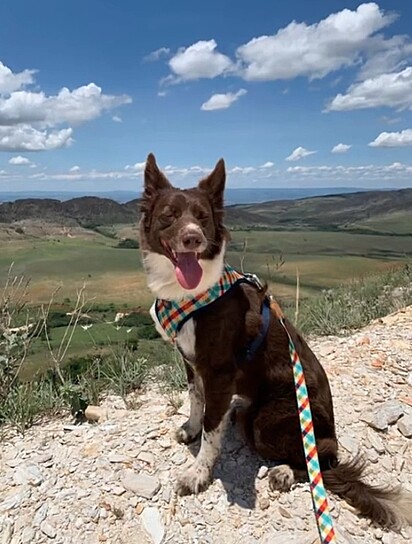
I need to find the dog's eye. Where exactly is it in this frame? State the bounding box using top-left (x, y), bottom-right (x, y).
top-left (159, 213), bottom-right (174, 225)
top-left (196, 212), bottom-right (209, 222)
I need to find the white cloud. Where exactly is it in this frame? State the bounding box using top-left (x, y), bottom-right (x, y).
top-left (358, 35), bottom-right (412, 80)
top-left (0, 125), bottom-right (73, 151)
top-left (145, 47), bottom-right (171, 62)
top-left (69, 165), bottom-right (80, 172)
top-left (260, 161), bottom-right (275, 168)
top-left (286, 146), bottom-right (317, 161)
top-left (236, 3), bottom-right (394, 81)
top-left (327, 67), bottom-right (412, 111)
top-left (0, 61), bottom-right (35, 94)
top-left (112, 115), bottom-right (122, 123)
top-left (168, 40), bottom-right (233, 82)
top-left (201, 89), bottom-right (247, 111)
top-left (0, 83), bottom-right (131, 126)
top-left (331, 143), bottom-right (352, 153)
top-left (228, 166), bottom-right (255, 174)
top-left (0, 61), bottom-right (131, 152)
top-left (369, 129), bottom-right (412, 147)
top-left (157, 91), bottom-right (168, 97)
top-left (124, 162), bottom-right (146, 172)
top-left (9, 155), bottom-right (32, 165)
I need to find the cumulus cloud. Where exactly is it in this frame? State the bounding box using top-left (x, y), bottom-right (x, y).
top-left (112, 115), bottom-right (122, 123)
top-left (260, 161), bottom-right (275, 168)
top-left (0, 61), bottom-right (36, 94)
top-left (159, 3), bottom-right (412, 103)
top-left (168, 40), bottom-right (233, 82)
top-left (236, 3), bottom-right (394, 81)
top-left (0, 83), bottom-right (131, 126)
top-left (201, 89), bottom-right (247, 111)
top-left (229, 166), bottom-right (255, 174)
top-left (69, 165), bottom-right (80, 172)
top-left (327, 67), bottom-right (412, 111)
top-left (331, 143), bottom-right (352, 153)
top-left (124, 162), bottom-right (146, 172)
top-left (369, 129), bottom-right (412, 147)
top-left (9, 155), bottom-right (32, 165)
top-left (286, 146), bottom-right (317, 161)
top-left (357, 34), bottom-right (412, 80)
top-left (144, 47), bottom-right (171, 62)
top-left (0, 125), bottom-right (73, 151)
top-left (0, 61), bottom-right (131, 152)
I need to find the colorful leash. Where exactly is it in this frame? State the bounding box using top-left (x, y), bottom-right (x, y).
top-left (279, 317), bottom-right (337, 544)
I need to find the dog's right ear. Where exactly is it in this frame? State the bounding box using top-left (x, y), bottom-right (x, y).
top-left (142, 153), bottom-right (172, 205)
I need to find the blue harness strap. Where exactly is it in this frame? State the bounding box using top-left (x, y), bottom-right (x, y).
top-left (242, 296), bottom-right (272, 363)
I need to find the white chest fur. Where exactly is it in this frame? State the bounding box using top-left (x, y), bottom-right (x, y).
top-left (150, 302), bottom-right (196, 362)
top-left (176, 319), bottom-right (196, 362)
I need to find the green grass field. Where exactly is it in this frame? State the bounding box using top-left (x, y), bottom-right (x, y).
top-left (1, 229), bottom-right (411, 305)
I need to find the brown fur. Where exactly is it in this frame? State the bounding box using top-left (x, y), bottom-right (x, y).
top-left (139, 153), bottom-right (412, 529)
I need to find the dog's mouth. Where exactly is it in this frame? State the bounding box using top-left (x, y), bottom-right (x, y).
top-left (161, 241), bottom-right (203, 290)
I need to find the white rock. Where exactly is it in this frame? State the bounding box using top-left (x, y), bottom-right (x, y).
top-left (360, 401), bottom-right (405, 431)
top-left (40, 520), bottom-right (56, 539)
top-left (397, 415), bottom-right (412, 438)
top-left (108, 453), bottom-right (130, 463)
top-left (121, 470), bottom-right (160, 499)
top-left (339, 435), bottom-right (359, 456)
top-left (0, 488), bottom-right (30, 512)
top-left (141, 506), bottom-right (165, 544)
top-left (21, 527), bottom-right (35, 544)
top-left (0, 518), bottom-right (14, 544)
top-left (137, 451), bottom-right (155, 465)
top-left (111, 485), bottom-right (126, 496)
top-left (257, 466), bottom-right (268, 479)
top-left (14, 464), bottom-right (43, 486)
top-left (33, 502), bottom-right (49, 526)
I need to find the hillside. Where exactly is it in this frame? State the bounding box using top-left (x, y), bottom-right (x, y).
top-left (0, 188), bottom-right (411, 235)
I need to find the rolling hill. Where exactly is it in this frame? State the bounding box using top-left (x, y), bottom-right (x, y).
top-left (0, 188), bottom-right (411, 235)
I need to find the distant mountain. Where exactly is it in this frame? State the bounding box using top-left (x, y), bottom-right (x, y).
top-left (0, 187), bottom-right (367, 206)
top-left (0, 188), bottom-right (411, 235)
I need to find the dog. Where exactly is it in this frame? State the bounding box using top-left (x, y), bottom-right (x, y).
top-left (139, 153), bottom-right (412, 529)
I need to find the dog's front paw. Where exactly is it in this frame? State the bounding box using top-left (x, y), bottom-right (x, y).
top-left (175, 463), bottom-right (212, 496)
top-left (175, 421), bottom-right (201, 445)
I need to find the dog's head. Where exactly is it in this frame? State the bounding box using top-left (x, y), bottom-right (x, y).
top-left (139, 154), bottom-right (229, 298)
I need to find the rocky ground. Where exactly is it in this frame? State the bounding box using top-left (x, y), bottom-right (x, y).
top-left (1, 307), bottom-right (412, 544)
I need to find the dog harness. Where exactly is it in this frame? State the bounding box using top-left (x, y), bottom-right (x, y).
top-left (152, 264), bottom-right (270, 360)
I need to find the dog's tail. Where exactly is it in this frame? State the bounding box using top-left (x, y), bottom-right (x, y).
top-left (323, 457), bottom-right (412, 529)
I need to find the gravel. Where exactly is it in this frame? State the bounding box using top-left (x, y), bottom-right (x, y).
top-left (0, 306), bottom-right (412, 543)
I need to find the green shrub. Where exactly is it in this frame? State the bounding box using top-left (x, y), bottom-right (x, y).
top-left (297, 263), bottom-right (412, 335)
top-left (116, 238), bottom-right (139, 249)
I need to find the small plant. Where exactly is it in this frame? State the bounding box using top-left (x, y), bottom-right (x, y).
top-left (100, 344), bottom-right (149, 399)
top-left (157, 350), bottom-right (187, 393)
top-left (297, 263), bottom-right (412, 335)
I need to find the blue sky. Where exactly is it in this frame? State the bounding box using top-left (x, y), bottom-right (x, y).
top-left (0, 0), bottom-right (412, 192)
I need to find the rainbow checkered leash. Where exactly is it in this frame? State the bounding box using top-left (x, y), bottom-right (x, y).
top-left (279, 316), bottom-right (337, 544)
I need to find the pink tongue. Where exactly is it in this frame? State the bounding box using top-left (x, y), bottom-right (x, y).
top-left (175, 252), bottom-right (203, 290)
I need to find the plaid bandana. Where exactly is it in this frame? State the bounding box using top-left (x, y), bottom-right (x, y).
top-left (154, 264), bottom-right (262, 342)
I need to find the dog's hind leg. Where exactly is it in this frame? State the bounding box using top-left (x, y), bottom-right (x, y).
top-left (176, 371), bottom-right (234, 496)
top-left (248, 399), bottom-right (338, 491)
top-left (175, 361), bottom-right (204, 444)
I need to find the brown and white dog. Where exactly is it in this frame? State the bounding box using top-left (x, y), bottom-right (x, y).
top-left (139, 153), bottom-right (412, 529)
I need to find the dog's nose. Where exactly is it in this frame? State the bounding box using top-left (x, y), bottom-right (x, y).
top-left (182, 232), bottom-right (203, 251)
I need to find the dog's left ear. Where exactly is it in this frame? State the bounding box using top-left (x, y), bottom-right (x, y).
top-left (198, 158), bottom-right (226, 208)
top-left (143, 153), bottom-right (172, 204)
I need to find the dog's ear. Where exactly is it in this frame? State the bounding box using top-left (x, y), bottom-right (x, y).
top-left (198, 158), bottom-right (226, 208)
top-left (143, 153), bottom-right (172, 204)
